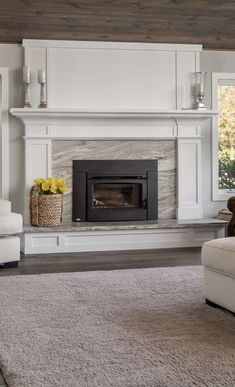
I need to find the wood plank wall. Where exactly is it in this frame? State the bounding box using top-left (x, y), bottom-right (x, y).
top-left (0, 0), bottom-right (234, 49)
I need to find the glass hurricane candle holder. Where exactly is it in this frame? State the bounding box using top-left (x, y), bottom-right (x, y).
top-left (195, 72), bottom-right (206, 110)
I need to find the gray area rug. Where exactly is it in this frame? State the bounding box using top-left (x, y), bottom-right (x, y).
top-left (0, 266), bottom-right (234, 387)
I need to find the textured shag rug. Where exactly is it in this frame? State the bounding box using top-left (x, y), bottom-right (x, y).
top-left (0, 266), bottom-right (234, 387)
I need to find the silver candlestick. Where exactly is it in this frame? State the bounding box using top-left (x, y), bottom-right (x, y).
top-left (23, 82), bottom-right (32, 108)
top-left (195, 93), bottom-right (206, 110)
top-left (39, 82), bottom-right (47, 108)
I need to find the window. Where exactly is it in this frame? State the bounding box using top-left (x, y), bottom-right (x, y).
top-left (212, 73), bottom-right (235, 201)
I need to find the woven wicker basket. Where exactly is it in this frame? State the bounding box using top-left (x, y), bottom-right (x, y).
top-left (30, 186), bottom-right (63, 227)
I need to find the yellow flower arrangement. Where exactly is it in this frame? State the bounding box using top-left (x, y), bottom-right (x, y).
top-left (34, 177), bottom-right (67, 195)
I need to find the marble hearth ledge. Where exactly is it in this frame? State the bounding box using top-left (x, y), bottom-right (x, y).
top-left (24, 218), bottom-right (227, 233)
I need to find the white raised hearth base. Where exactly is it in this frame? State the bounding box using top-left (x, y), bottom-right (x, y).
top-left (22, 219), bottom-right (226, 255)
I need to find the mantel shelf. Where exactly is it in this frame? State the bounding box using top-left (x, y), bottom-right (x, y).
top-left (10, 108), bottom-right (218, 120)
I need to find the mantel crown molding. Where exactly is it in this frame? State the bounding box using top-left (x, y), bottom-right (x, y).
top-left (10, 108), bottom-right (218, 125)
top-left (10, 108), bottom-right (217, 141)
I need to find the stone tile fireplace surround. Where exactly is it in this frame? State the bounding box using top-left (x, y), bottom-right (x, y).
top-left (53, 140), bottom-right (175, 224)
top-left (9, 40), bottom-right (225, 253)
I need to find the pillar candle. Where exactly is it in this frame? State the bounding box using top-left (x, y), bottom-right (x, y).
top-left (23, 65), bottom-right (30, 83)
top-left (199, 82), bottom-right (204, 95)
top-left (38, 69), bottom-right (46, 83)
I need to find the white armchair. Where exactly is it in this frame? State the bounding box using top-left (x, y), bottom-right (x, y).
top-left (201, 237), bottom-right (235, 314)
top-left (0, 200), bottom-right (22, 267)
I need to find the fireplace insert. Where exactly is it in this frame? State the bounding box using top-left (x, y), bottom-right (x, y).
top-left (73, 160), bottom-right (158, 222)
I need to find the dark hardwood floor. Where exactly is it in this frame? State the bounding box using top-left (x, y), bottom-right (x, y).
top-left (0, 247), bottom-right (201, 276)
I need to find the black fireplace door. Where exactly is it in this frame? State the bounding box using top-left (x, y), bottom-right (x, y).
top-left (87, 177), bottom-right (148, 221)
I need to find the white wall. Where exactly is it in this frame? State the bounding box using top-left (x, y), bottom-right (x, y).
top-left (0, 44), bottom-right (24, 213)
top-left (200, 50), bottom-right (235, 217)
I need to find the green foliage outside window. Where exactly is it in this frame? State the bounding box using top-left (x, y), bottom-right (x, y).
top-left (218, 85), bottom-right (235, 189)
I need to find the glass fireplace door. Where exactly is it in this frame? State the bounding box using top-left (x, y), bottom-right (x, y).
top-left (87, 178), bottom-right (148, 221)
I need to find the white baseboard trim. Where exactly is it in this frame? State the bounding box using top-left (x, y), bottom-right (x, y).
top-left (21, 226), bottom-right (226, 255)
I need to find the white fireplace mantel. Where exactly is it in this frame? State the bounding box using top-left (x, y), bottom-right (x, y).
top-left (10, 107), bottom-right (217, 221)
top-left (10, 107), bottom-right (217, 140)
top-left (10, 108), bottom-right (217, 122)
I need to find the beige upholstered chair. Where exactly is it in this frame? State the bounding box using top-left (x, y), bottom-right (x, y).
top-left (201, 237), bottom-right (235, 314)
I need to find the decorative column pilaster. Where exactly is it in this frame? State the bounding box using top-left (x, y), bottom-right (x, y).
top-left (24, 137), bottom-right (52, 222)
top-left (176, 125), bottom-right (203, 219)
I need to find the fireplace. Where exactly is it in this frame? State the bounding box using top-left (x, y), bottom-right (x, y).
top-left (73, 160), bottom-right (158, 221)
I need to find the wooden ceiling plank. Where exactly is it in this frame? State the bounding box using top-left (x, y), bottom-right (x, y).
top-left (0, 18), bottom-right (232, 37)
top-left (0, 13), bottom-right (231, 25)
top-left (0, 1), bottom-right (235, 18)
top-left (0, 0), bottom-right (234, 49)
top-left (0, 29), bottom-right (235, 50)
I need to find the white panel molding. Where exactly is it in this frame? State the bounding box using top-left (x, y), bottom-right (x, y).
top-left (177, 124), bottom-right (201, 138)
top-left (176, 50), bottom-right (200, 110)
top-left (21, 225), bottom-right (225, 255)
top-left (176, 51), bottom-right (196, 110)
top-left (177, 138), bottom-right (202, 219)
top-left (24, 124), bottom-right (177, 140)
top-left (0, 67), bottom-right (9, 200)
top-left (23, 40), bottom-right (202, 110)
top-left (24, 46), bottom-right (47, 108)
top-left (24, 138), bottom-right (51, 223)
top-left (46, 48), bottom-right (177, 110)
top-left (195, 51), bottom-right (200, 73)
top-left (25, 138), bottom-right (52, 188)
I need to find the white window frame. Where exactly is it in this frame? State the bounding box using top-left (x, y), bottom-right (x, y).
top-left (0, 68), bottom-right (9, 200)
top-left (212, 72), bottom-right (235, 201)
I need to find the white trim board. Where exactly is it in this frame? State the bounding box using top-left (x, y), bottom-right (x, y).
top-left (0, 68), bottom-right (9, 200)
top-left (23, 40), bottom-right (203, 52)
